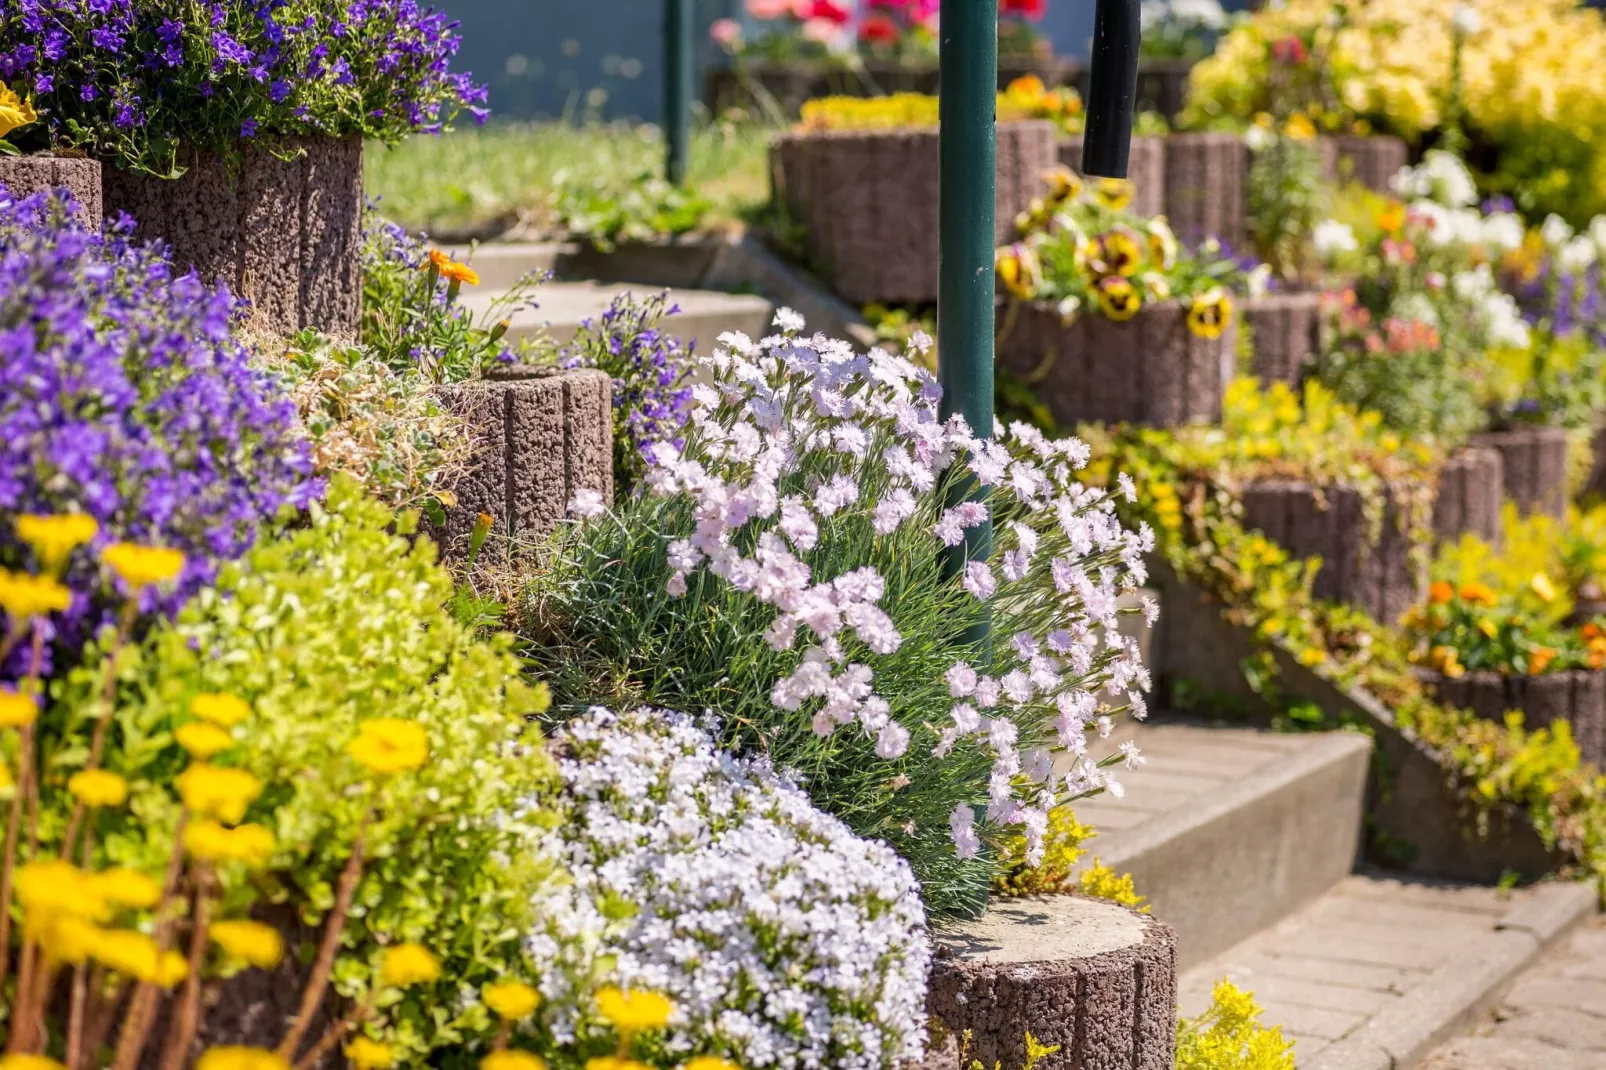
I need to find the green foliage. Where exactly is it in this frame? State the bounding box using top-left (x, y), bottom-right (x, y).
top-left (1484, 332), bottom-right (1606, 432)
top-left (992, 806), bottom-right (1148, 912)
top-left (1246, 133), bottom-right (1329, 285)
top-left (556, 175), bottom-right (710, 253)
top-left (1175, 980), bottom-right (1296, 1070)
top-left (44, 478), bottom-right (561, 1059)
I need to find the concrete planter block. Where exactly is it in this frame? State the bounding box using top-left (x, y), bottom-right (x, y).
top-left (432, 367), bottom-right (613, 564)
top-left (1162, 132), bottom-right (1249, 250)
top-left (996, 299), bottom-right (1235, 428)
top-left (1419, 668), bottom-right (1606, 767)
top-left (101, 136), bottom-right (363, 337)
top-left (1242, 290), bottom-right (1321, 387)
top-left (1318, 134), bottom-right (1410, 193)
top-left (926, 896), bottom-right (1177, 1070)
top-left (1471, 426), bottom-right (1569, 520)
top-left (0, 154), bottom-right (101, 221)
top-left (770, 122), bottom-right (1058, 305)
top-left (1432, 446), bottom-right (1504, 547)
top-left (1056, 134), bottom-right (1166, 218)
top-left (1240, 480), bottom-right (1423, 625)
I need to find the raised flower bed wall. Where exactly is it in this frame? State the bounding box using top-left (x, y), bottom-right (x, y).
top-left (996, 299), bottom-right (1236, 427)
top-left (432, 366), bottom-right (613, 564)
top-left (1471, 426), bottom-right (1570, 520)
top-left (925, 896), bottom-right (1177, 1070)
top-left (1241, 291), bottom-right (1321, 386)
top-left (771, 121), bottom-right (1058, 304)
top-left (1432, 446), bottom-right (1505, 547)
top-left (1240, 480), bottom-right (1423, 625)
top-left (1056, 134), bottom-right (1166, 218)
top-left (1418, 668), bottom-right (1606, 766)
top-left (101, 137), bottom-right (364, 337)
top-left (0, 155), bottom-right (101, 220)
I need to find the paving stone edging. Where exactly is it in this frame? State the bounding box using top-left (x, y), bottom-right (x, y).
top-left (1303, 881), bottom-right (1597, 1070)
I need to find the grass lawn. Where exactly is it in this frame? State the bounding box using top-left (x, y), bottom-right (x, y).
top-left (365, 120), bottom-right (775, 241)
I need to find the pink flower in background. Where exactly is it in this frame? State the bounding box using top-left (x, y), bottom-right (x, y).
top-left (801, 17), bottom-right (843, 42)
top-left (810, 0), bottom-right (852, 24)
top-left (746, 0), bottom-right (790, 19)
top-left (710, 17), bottom-right (742, 45)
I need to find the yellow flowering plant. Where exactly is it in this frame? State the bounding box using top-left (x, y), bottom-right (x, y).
top-left (991, 805), bottom-right (1148, 911)
top-left (1174, 980), bottom-right (1295, 1070)
top-left (0, 78), bottom-right (37, 154)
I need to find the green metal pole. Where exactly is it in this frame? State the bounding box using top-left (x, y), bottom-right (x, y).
top-left (664, 0), bottom-right (693, 185)
top-left (937, 0), bottom-right (996, 627)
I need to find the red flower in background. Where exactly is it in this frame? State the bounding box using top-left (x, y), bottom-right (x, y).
top-left (1270, 36), bottom-right (1308, 64)
top-left (810, 0), bottom-right (851, 23)
top-left (1000, 0), bottom-right (1046, 20)
top-left (859, 12), bottom-right (900, 41)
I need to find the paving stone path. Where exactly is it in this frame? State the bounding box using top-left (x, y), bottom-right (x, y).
top-left (1422, 913), bottom-right (1606, 1070)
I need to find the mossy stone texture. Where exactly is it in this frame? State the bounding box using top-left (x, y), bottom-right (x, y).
top-left (0, 154), bottom-right (101, 221)
top-left (101, 136), bottom-right (363, 337)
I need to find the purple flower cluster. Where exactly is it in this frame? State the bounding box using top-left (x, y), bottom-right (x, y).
top-left (0, 186), bottom-right (317, 672)
top-left (562, 292), bottom-right (695, 492)
top-left (1514, 262), bottom-right (1605, 345)
top-left (0, 1), bottom-right (486, 173)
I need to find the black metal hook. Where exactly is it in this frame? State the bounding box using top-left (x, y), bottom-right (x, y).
top-left (1081, 0), bottom-right (1141, 178)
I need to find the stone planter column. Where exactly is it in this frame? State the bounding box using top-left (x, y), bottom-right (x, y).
top-left (431, 367), bottom-right (613, 565)
top-left (1056, 134), bottom-right (1166, 218)
top-left (1420, 667), bottom-right (1606, 766)
top-left (1318, 135), bottom-right (1410, 193)
top-left (997, 299), bottom-right (1235, 427)
top-left (925, 895), bottom-right (1177, 1070)
top-left (101, 136), bottom-right (364, 337)
top-left (0, 155), bottom-right (101, 221)
top-left (1471, 426), bottom-right (1569, 520)
top-left (1241, 291), bottom-right (1321, 387)
top-left (1240, 480), bottom-right (1424, 625)
top-left (1162, 133), bottom-right (1249, 251)
top-left (770, 121), bottom-right (1058, 305)
top-left (1432, 446), bottom-right (1504, 547)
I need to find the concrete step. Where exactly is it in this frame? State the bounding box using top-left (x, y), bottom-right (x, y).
top-left (1070, 718), bottom-right (1372, 970)
top-left (462, 280), bottom-right (774, 351)
top-left (1179, 873), bottom-right (1597, 1070)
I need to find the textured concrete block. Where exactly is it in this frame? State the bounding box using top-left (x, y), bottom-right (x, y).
top-left (1434, 446), bottom-right (1505, 547)
top-left (1056, 134), bottom-right (1166, 218)
top-left (927, 897), bottom-right (1176, 1070)
top-left (0, 154), bottom-right (101, 221)
top-left (771, 122), bottom-right (1058, 305)
top-left (1242, 291), bottom-right (1321, 387)
top-left (432, 368), bottom-right (613, 564)
top-left (1163, 132), bottom-right (1248, 250)
top-left (1318, 135), bottom-right (1409, 193)
top-left (1418, 667), bottom-right (1606, 767)
top-left (997, 299), bottom-right (1234, 428)
top-left (102, 136), bottom-right (362, 337)
top-left (1472, 426), bottom-right (1570, 520)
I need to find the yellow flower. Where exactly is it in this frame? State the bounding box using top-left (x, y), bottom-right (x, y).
top-left (210, 920), bottom-right (284, 968)
top-left (1478, 618), bottom-right (1499, 639)
top-left (1376, 201), bottom-right (1407, 235)
top-left (347, 718), bottom-right (430, 775)
top-left (16, 514), bottom-right (98, 571)
top-left (585, 1060), bottom-right (651, 1070)
top-left (1146, 217), bottom-right (1178, 270)
top-left (191, 693), bottom-right (252, 727)
top-left (196, 1048), bottom-right (290, 1070)
top-left (1285, 111), bottom-right (1318, 140)
top-left (1187, 289), bottom-right (1234, 340)
top-left (483, 1055), bottom-right (547, 1070)
top-left (36, 915), bottom-right (100, 965)
top-left (0, 80), bottom-right (37, 139)
top-left (1, 1056), bottom-right (67, 1070)
top-left (1530, 572), bottom-right (1558, 604)
top-left (595, 986), bottom-right (675, 1033)
top-left (1092, 177), bottom-right (1134, 212)
top-left (102, 543), bottom-right (185, 589)
top-left (95, 868), bottom-right (162, 909)
top-left (1088, 230), bottom-right (1143, 277)
top-left (176, 764), bottom-right (263, 823)
top-left (427, 249), bottom-right (480, 287)
top-left (182, 820), bottom-right (275, 865)
top-left (0, 568), bottom-right (71, 620)
top-left (1529, 646), bottom-right (1559, 675)
top-left (0, 688), bottom-right (38, 728)
top-left (1041, 165), bottom-right (1083, 206)
top-left (1093, 276), bottom-right (1143, 322)
top-left (380, 943), bottom-right (441, 987)
top-left (682, 1059), bottom-right (740, 1070)
top-left (484, 981), bottom-right (542, 1020)
top-left (68, 769), bottom-right (129, 808)
top-left (1460, 582), bottom-right (1498, 606)
top-left (176, 722), bottom-right (236, 760)
top-left (15, 860), bottom-right (106, 922)
top-left (91, 929), bottom-right (188, 987)
top-left (344, 1039), bottom-right (395, 1070)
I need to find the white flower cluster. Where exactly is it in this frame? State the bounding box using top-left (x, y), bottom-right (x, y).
top-left (1538, 212), bottom-right (1606, 279)
top-left (576, 313), bottom-right (1152, 863)
top-left (1140, 0), bottom-right (1228, 30)
top-left (522, 707), bottom-right (931, 1070)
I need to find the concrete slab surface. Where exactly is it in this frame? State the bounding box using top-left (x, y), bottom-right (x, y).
top-left (463, 279), bottom-right (774, 350)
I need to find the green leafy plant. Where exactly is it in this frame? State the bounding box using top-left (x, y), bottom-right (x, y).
top-left (992, 806), bottom-right (1148, 911)
top-left (1246, 130), bottom-right (1328, 285)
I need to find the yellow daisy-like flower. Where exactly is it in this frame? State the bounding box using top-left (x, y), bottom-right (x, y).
top-left (595, 986), bottom-right (675, 1033)
top-left (681, 1060), bottom-right (740, 1070)
top-left (1092, 177), bottom-right (1134, 212)
top-left (195, 1048), bottom-right (290, 1070)
top-left (0, 688), bottom-right (38, 728)
top-left (16, 514), bottom-right (98, 572)
top-left (210, 919), bottom-right (284, 968)
top-left (0, 568), bottom-right (72, 621)
top-left (1, 1055), bottom-right (67, 1070)
top-left (68, 768), bottom-right (129, 808)
top-left (15, 859), bottom-right (105, 922)
top-left (1186, 289), bottom-right (1234, 340)
top-left (91, 928), bottom-right (188, 986)
top-left (380, 943), bottom-right (441, 987)
top-left (35, 915), bottom-right (100, 965)
top-left (176, 764), bottom-right (263, 824)
top-left (95, 868), bottom-right (162, 909)
top-left (175, 722), bottom-right (236, 760)
top-left (483, 1054), bottom-right (548, 1070)
top-left (1093, 276), bottom-right (1143, 322)
top-left (191, 692), bottom-right (252, 727)
top-left (347, 718), bottom-right (430, 775)
top-left (0, 80), bottom-right (37, 139)
top-left (585, 1060), bottom-right (651, 1070)
top-left (484, 980), bottom-right (542, 1021)
top-left (344, 1039), bottom-right (395, 1070)
top-left (182, 820), bottom-right (275, 865)
top-left (102, 543), bottom-right (185, 589)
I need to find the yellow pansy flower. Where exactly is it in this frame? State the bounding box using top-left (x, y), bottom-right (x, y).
top-left (191, 692), bottom-right (252, 727)
top-left (0, 80), bottom-right (37, 139)
top-left (595, 986), bottom-right (675, 1032)
top-left (175, 722), bottom-right (236, 760)
top-left (483, 980), bottom-right (542, 1020)
top-left (1093, 276), bottom-right (1142, 322)
top-left (1092, 177), bottom-right (1134, 212)
top-left (16, 514), bottom-right (98, 572)
top-left (210, 920), bottom-right (284, 968)
top-left (68, 769), bottom-right (129, 808)
top-left (176, 764), bottom-right (262, 824)
top-left (102, 543), bottom-right (185, 589)
top-left (347, 718), bottom-right (430, 775)
top-left (1187, 289), bottom-right (1234, 340)
top-left (381, 943), bottom-right (441, 987)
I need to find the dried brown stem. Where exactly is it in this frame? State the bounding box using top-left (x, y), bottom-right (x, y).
top-left (290, 1003), bottom-right (372, 1070)
top-left (276, 817), bottom-right (369, 1061)
top-left (61, 603), bottom-right (136, 858)
top-left (494, 1020), bottom-right (512, 1052)
top-left (109, 812), bottom-right (191, 1070)
top-left (158, 866), bottom-right (213, 1070)
top-left (65, 829), bottom-right (96, 1068)
top-left (0, 719), bottom-right (33, 1001)
top-left (76, 968), bottom-right (119, 1070)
